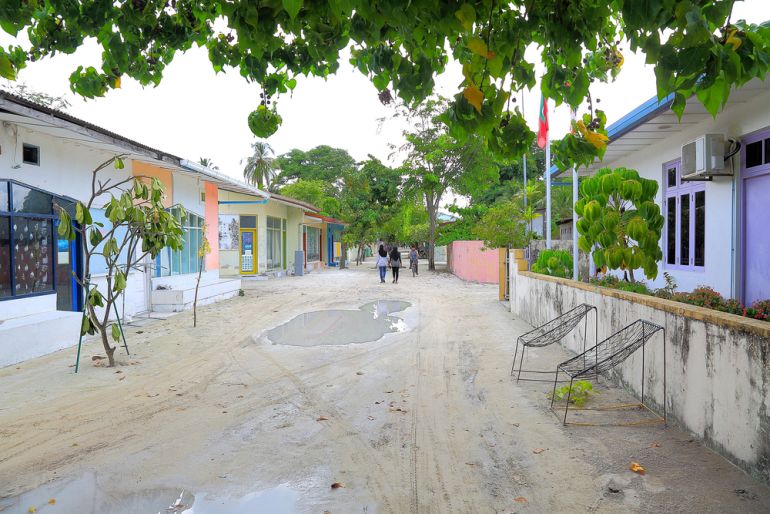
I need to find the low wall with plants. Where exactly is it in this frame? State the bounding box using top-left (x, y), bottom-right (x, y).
top-left (509, 251), bottom-right (770, 483)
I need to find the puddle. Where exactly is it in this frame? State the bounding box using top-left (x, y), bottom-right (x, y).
top-left (267, 300), bottom-right (411, 346)
top-left (0, 473), bottom-right (298, 514)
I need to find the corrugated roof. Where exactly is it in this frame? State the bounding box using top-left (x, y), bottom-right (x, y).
top-left (270, 192), bottom-right (320, 212)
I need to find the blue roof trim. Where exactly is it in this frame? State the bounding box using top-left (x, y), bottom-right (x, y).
top-left (548, 92), bottom-right (675, 176)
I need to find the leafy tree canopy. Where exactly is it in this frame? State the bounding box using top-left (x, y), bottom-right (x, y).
top-left (279, 178), bottom-right (341, 217)
top-left (2, 2), bottom-right (765, 169)
top-left (273, 146), bottom-right (356, 190)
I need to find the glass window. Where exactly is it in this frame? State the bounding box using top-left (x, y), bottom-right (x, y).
top-left (694, 191), bottom-right (705, 267)
top-left (746, 140), bottom-right (763, 168)
top-left (240, 215), bottom-right (256, 229)
top-left (0, 217), bottom-right (10, 297)
top-left (666, 166), bottom-right (677, 188)
top-left (266, 216), bottom-right (283, 270)
top-left (12, 183), bottom-right (52, 214)
top-left (666, 197), bottom-right (676, 266)
top-left (22, 144), bottom-right (40, 165)
top-left (306, 226), bottom-right (321, 262)
top-left (158, 208), bottom-right (204, 277)
top-left (13, 217), bottom-right (53, 295)
top-left (664, 160), bottom-right (705, 270)
top-left (0, 181), bottom-right (8, 212)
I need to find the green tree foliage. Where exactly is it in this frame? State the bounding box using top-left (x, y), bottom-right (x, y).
top-left (2, 2), bottom-right (765, 169)
top-left (242, 141), bottom-right (278, 190)
top-left (279, 179), bottom-right (341, 217)
top-left (56, 156), bottom-right (184, 367)
top-left (198, 157), bottom-right (219, 170)
top-left (273, 146), bottom-right (356, 190)
top-left (575, 167), bottom-right (664, 282)
top-left (378, 196), bottom-right (429, 246)
top-left (472, 199), bottom-right (529, 249)
top-left (340, 156), bottom-right (403, 262)
top-left (399, 98), bottom-right (497, 270)
top-left (531, 249), bottom-right (573, 278)
top-left (436, 204), bottom-right (486, 246)
top-left (472, 143), bottom-right (544, 206)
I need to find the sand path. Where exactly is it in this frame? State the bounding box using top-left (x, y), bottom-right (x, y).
top-left (1, 267), bottom-right (768, 513)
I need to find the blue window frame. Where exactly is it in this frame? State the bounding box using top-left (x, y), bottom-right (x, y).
top-left (0, 180), bottom-right (78, 304)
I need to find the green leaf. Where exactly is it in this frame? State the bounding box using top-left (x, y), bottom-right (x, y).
top-left (113, 269), bottom-right (127, 293)
top-left (0, 53), bottom-right (15, 80)
top-left (111, 323), bottom-right (121, 341)
top-left (282, 0), bottom-right (302, 19)
top-left (455, 4), bottom-right (476, 32)
top-left (114, 157), bottom-right (124, 169)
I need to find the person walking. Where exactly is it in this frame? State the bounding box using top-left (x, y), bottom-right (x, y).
top-left (375, 244), bottom-right (389, 284)
top-left (389, 245), bottom-right (402, 283)
top-left (409, 245), bottom-right (419, 277)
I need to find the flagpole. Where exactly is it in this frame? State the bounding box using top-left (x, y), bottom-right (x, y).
top-left (545, 130), bottom-right (551, 249)
top-left (522, 91), bottom-right (527, 210)
top-left (571, 110), bottom-right (579, 281)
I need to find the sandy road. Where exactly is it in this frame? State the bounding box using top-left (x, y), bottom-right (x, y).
top-left (0, 267), bottom-right (768, 513)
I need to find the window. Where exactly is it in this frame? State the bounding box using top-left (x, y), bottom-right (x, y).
top-left (266, 216), bottom-right (285, 270)
top-left (0, 180), bottom-right (58, 300)
top-left (306, 226), bottom-right (321, 262)
top-left (744, 137), bottom-right (770, 169)
top-left (664, 160), bottom-right (705, 270)
top-left (156, 207), bottom-right (205, 277)
top-left (22, 144), bottom-right (40, 165)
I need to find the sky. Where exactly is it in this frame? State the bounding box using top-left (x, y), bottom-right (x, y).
top-left (1, 1), bottom-right (769, 189)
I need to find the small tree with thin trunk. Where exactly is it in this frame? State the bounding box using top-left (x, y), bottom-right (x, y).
top-left (57, 156), bottom-right (184, 367)
top-left (193, 224), bottom-right (211, 327)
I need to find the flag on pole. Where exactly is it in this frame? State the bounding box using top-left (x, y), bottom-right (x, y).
top-left (537, 96), bottom-right (549, 149)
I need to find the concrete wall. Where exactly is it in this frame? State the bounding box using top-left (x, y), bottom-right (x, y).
top-left (509, 253), bottom-right (770, 483)
top-left (447, 241), bottom-right (500, 284)
top-left (600, 85), bottom-right (770, 298)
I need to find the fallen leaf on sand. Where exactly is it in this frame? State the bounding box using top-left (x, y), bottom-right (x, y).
top-left (115, 370), bottom-right (123, 374)
top-left (650, 442), bottom-right (661, 448)
top-left (367, 415), bottom-right (375, 420)
top-left (532, 448), bottom-right (546, 454)
top-left (630, 462), bottom-right (646, 474)
top-left (512, 423), bottom-right (520, 427)
top-left (384, 390), bottom-right (394, 393)
top-left (317, 416), bottom-right (329, 421)
top-left (48, 499), bottom-right (56, 505)
top-left (146, 393), bottom-right (159, 398)
top-left (389, 407), bottom-right (408, 413)
top-left (514, 496), bottom-right (528, 503)
top-left (91, 355), bottom-right (105, 361)
top-left (331, 482), bottom-right (344, 489)
top-left (118, 376), bottom-right (125, 381)
top-left (356, 371), bottom-right (364, 375)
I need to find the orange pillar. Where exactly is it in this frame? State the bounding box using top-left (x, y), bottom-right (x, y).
top-left (204, 181), bottom-right (219, 271)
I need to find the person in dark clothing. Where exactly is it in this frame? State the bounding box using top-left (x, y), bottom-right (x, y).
top-left (389, 246), bottom-right (402, 283)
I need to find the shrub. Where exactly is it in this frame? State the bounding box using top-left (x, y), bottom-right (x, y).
top-left (674, 286), bottom-right (725, 310)
top-left (750, 300), bottom-right (770, 321)
top-left (531, 249), bottom-right (572, 278)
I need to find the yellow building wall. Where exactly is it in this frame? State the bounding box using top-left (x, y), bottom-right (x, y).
top-left (217, 190), bottom-right (305, 275)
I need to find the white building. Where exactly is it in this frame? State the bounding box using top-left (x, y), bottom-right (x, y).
top-left (0, 91), bottom-right (268, 366)
top-left (557, 79), bottom-right (770, 304)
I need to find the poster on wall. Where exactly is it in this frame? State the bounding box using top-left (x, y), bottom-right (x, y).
top-left (218, 215), bottom-right (239, 250)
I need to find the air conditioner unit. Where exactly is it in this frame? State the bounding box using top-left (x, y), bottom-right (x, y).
top-left (681, 134), bottom-right (728, 180)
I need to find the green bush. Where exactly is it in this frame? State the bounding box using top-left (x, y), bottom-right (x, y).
top-left (531, 249), bottom-right (572, 278)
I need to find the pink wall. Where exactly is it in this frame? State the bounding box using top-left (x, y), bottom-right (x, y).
top-left (204, 181), bottom-right (219, 271)
top-left (447, 240), bottom-right (499, 284)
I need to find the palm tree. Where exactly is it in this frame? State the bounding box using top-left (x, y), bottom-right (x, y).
top-left (242, 141), bottom-right (278, 189)
top-left (198, 157), bottom-right (219, 170)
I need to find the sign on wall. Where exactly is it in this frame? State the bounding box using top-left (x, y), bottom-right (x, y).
top-left (218, 215), bottom-right (239, 250)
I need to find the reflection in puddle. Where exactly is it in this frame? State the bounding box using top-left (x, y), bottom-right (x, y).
top-left (267, 300), bottom-right (411, 347)
top-left (0, 473), bottom-right (298, 514)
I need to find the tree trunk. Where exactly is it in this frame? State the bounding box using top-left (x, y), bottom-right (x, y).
top-left (340, 241), bottom-right (348, 269)
top-left (356, 243), bottom-right (364, 265)
top-left (100, 329), bottom-right (116, 367)
top-left (427, 195), bottom-right (438, 271)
